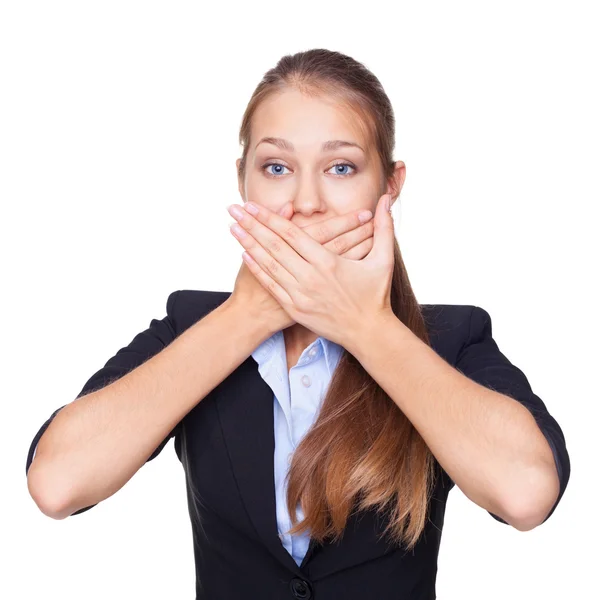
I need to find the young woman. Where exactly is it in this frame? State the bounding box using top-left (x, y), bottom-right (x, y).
top-left (26, 48), bottom-right (570, 599)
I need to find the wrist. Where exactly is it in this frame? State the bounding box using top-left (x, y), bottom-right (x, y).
top-left (221, 296), bottom-right (277, 344)
top-left (344, 309), bottom-right (399, 357)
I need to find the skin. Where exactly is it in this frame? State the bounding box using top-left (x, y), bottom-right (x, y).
top-left (236, 87), bottom-right (405, 365)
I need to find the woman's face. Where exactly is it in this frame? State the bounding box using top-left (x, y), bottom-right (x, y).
top-left (236, 88), bottom-right (405, 228)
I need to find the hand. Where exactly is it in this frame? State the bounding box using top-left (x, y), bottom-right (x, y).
top-left (227, 193), bottom-right (395, 348)
top-left (229, 203), bottom-right (375, 334)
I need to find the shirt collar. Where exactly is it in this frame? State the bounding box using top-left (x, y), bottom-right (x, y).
top-left (251, 330), bottom-right (344, 377)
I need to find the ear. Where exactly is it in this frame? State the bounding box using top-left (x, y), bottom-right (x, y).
top-left (387, 161), bottom-right (406, 208)
top-left (236, 158), bottom-right (245, 201)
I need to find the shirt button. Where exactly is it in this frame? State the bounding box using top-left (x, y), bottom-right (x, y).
top-left (308, 347), bottom-right (317, 357)
top-left (287, 452), bottom-right (293, 465)
top-left (301, 375), bottom-right (311, 387)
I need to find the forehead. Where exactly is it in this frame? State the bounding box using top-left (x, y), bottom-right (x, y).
top-left (251, 87), bottom-right (371, 153)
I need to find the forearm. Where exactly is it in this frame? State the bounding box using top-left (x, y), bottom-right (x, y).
top-left (29, 297), bottom-right (272, 519)
top-left (345, 314), bottom-right (560, 530)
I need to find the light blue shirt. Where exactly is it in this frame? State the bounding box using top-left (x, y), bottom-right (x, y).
top-left (251, 329), bottom-right (345, 567)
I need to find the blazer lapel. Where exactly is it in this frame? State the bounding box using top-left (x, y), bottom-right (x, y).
top-left (215, 355), bottom-right (306, 575)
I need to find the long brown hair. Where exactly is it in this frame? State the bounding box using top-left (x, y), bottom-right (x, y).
top-left (237, 49), bottom-right (437, 552)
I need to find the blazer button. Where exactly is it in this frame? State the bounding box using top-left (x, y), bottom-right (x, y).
top-left (289, 577), bottom-right (312, 599)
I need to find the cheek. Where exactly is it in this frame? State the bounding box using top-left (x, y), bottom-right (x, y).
top-left (324, 180), bottom-right (378, 213)
top-left (244, 173), bottom-right (283, 212)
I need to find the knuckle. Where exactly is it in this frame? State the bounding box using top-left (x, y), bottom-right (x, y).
top-left (314, 224), bottom-right (330, 242)
top-left (266, 257), bottom-right (279, 275)
top-left (282, 225), bottom-right (298, 240)
top-left (295, 296), bottom-right (312, 312)
top-left (332, 235), bottom-right (348, 254)
top-left (267, 238), bottom-right (282, 254)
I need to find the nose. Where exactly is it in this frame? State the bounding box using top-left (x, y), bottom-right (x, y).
top-left (289, 173), bottom-right (326, 218)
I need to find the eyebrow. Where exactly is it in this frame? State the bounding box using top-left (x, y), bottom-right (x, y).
top-left (255, 136), bottom-right (365, 153)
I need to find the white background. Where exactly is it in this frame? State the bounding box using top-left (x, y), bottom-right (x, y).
top-left (3, 1), bottom-right (596, 598)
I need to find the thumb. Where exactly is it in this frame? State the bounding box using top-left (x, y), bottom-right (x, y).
top-left (369, 193), bottom-right (395, 262)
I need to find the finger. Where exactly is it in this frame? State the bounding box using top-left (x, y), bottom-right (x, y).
top-left (302, 210), bottom-right (373, 245)
top-left (230, 223), bottom-right (299, 291)
top-left (229, 203), bottom-right (311, 284)
top-left (340, 235), bottom-right (374, 260)
top-left (241, 251), bottom-right (293, 306)
top-left (322, 220), bottom-right (374, 255)
top-left (368, 193), bottom-right (396, 264)
top-left (239, 203), bottom-right (332, 278)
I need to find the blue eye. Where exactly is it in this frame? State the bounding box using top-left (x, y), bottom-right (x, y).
top-left (261, 161), bottom-right (357, 178)
top-left (263, 163), bottom-right (291, 177)
top-left (328, 163), bottom-right (355, 176)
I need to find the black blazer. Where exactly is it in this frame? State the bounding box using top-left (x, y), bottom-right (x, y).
top-left (26, 290), bottom-right (570, 599)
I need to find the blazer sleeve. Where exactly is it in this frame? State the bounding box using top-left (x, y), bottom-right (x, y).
top-left (454, 305), bottom-right (570, 526)
top-left (25, 290), bottom-right (182, 516)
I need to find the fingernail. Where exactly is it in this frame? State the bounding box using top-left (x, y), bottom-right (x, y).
top-left (230, 223), bottom-right (247, 238)
top-left (244, 202), bottom-right (259, 215)
top-left (385, 194), bottom-right (392, 212)
top-left (228, 204), bottom-right (244, 220)
top-left (358, 210), bottom-right (372, 223)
